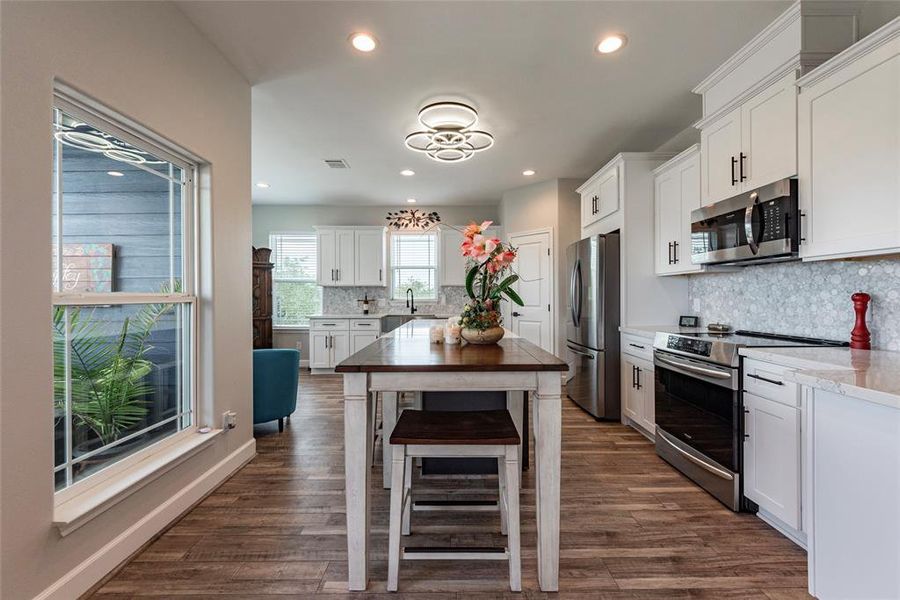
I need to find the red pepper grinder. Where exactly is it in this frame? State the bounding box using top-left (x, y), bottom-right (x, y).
top-left (850, 292), bottom-right (872, 350)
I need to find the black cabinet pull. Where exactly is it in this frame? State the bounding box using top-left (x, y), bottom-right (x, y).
top-left (673, 241), bottom-right (679, 264)
top-left (747, 373), bottom-right (784, 386)
top-left (628, 343), bottom-right (645, 350)
top-left (632, 365), bottom-right (637, 388)
top-left (743, 407), bottom-right (750, 440)
top-left (731, 156), bottom-right (738, 186)
top-left (635, 367), bottom-right (642, 390)
top-left (799, 211), bottom-right (807, 243)
top-left (739, 153), bottom-right (747, 182)
top-left (667, 242), bottom-right (673, 265)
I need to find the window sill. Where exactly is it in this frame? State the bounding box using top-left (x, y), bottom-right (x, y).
top-left (53, 429), bottom-right (223, 537)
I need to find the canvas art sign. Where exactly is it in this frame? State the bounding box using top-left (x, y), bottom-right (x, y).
top-left (52, 243), bottom-right (114, 293)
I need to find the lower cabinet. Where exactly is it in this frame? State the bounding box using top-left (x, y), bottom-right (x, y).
top-left (309, 317), bottom-right (379, 371)
top-left (621, 354), bottom-right (655, 435)
top-left (743, 391), bottom-right (801, 530)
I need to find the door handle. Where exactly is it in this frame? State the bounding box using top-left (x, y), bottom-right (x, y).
top-left (667, 242), bottom-right (673, 265)
top-left (673, 241), bottom-right (679, 264)
top-left (632, 365), bottom-right (637, 389)
top-left (731, 156), bottom-right (737, 186)
top-left (628, 343), bottom-right (646, 350)
top-left (336, 269), bottom-right (340, 281)
top-left (657, 430), bottom-right (735, 481)
top-left (635, 367), bottom-right (642, 390)
top-left (512, 311), bottom-right (522, 317)
top-left (739, 152), bottom-right (747, 182)
top-left (799, 211), bottom-right (807, 243)
top-left (567, 345), bottom-right (594, 359)
top-left (746, 373), bottom-right (784, 386)
top-left (379, 268), bottom-right (382, 281)
top-left (745, 192), bottom-right (760, 255)
top-left (656, 354), bottom-right (733, 379)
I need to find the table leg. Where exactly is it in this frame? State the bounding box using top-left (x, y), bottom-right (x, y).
top-left (382, 391), bottom-right (398, 489)
top-left (507, 391), bottom-right (524, 467)
top-left (343, 372), bottom-right (371, 591)
top-left (533, 371), bottom-right (561, 591)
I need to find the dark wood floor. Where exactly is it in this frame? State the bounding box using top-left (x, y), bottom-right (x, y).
top-left (91, 373), bottom-right (810, 599)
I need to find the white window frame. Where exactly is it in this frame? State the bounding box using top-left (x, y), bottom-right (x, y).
top-left (269, 231), bottom-right (322, 329)
top-left (389, 230), bottom-right (439, 302)
top-left (51, 93), bottom-right (199, 505)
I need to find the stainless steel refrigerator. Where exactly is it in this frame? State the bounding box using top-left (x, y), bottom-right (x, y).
top-left (565, 233), bottom-right (620, 420)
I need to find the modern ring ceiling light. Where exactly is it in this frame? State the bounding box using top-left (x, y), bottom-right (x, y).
top-left (405, 101), bottom-right (494, 163)
top-left (54, 120), bottom-right (165, 166)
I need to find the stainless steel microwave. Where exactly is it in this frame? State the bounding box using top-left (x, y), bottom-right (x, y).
top-left (690, 178), bottom-right (799, 267)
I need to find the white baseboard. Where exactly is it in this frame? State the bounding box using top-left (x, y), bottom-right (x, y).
top-left (35, 438), bottom-right (256, 600)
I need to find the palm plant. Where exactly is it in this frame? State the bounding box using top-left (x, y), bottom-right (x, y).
top-left (53, 296), bottom-right (176, 447)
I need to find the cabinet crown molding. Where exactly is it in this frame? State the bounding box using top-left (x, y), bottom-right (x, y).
top-left (797, 16), bottom-right (900, 89)
top-left (652, 144), bottom-right (700, 175)
top-left (577, 152), bottom-right (677, 193)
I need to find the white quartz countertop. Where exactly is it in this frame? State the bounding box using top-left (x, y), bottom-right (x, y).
top-left (740, 346), bottom-right (900, 410)
top-left (618, 325), bottom-right (707, 339)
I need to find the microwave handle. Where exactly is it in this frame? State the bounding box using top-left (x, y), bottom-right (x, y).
top-left (744, 192), bottom-right (760, 255)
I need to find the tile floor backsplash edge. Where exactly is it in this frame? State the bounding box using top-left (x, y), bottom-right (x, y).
top-left (687, 256), bottom-right (900, 351)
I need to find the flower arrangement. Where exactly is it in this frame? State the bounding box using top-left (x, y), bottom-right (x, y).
top-left (457, 220), bottom-right (524, 336)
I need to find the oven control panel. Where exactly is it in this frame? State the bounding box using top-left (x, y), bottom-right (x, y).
top-left (666, 336), bottom-right (712, 357)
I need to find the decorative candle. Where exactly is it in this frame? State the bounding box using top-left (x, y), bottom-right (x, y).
top-left (445, 322), bottom-right (462, 345)
top-left (430, 325), bottom-right (445, 344)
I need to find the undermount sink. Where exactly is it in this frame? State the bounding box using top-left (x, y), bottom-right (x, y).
top-left (380, 314), bottom-right (437, 332)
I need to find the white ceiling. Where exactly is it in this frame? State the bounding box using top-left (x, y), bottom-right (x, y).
top-left (177, 0), bottom-right (790, 206)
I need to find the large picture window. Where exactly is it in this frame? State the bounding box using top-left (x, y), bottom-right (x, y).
top-left (390, 231), bottom-right (437, 301)
top-left (52, 97), bottom-right (196, 493)
top-left (270, 233), bottom-right (321, 327)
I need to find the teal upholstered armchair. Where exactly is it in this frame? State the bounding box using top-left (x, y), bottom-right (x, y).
top-left (253, 349), bottom-right (300, 432)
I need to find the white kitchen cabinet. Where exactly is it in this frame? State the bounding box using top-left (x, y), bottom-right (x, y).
top-left (654, 145), bottom-right (702, 276)
top-left (350, 331), bottom-right (378, 354)
top-left (797, 19), bottom-right (900, 261)
top-left (621, 350), bottom-right (654, 436)
top-left (743, 391), bottom-right (801, 531)
top-left (317, 227), bottom-right (386, 286)
top-left (354, 229), bottom-right (386, 286)
top-left (581, 164), bottom-right (619, 228)
top-left (309, 317), bottom-right (379, 371)
top-left (700, 106), bottom-right (743, 204)
top-left (699, 73), bottom-right (797, 204)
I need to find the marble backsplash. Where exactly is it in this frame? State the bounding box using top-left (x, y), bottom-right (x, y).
top-left (322, 286), bottom-right (470, 317)
top-left (688, 257), bottom-right (900, 351)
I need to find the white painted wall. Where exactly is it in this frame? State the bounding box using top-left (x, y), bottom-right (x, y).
top-left (0, 2), bottom-right (252, 598)
top-left (499, 179), bottom-right (582, 357)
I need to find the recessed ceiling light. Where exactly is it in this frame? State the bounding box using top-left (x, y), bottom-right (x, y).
top-left (107, 171), bottom-right (124, 177)
top-left (256, 181), bottom-right (270, 189)
top-left (407, 198), bottom-right (417, 203)
top-left (349, 32), bottom-right (378, 52)
top-left (596, 34), bottom-right (627, 54)
top-left (522, 169), bottom-right (536, 176)
top-left (400, 169), bottom-right (415, 177)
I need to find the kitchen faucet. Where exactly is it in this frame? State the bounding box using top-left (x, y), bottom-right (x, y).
top-left (406, 288), bottom-right (417, 315)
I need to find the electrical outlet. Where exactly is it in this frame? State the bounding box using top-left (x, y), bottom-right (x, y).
top-left (222, 410), bottom-right (237, 430)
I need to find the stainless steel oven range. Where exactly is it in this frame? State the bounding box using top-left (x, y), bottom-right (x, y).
top-left (652, 330), bottom-right (846, 511)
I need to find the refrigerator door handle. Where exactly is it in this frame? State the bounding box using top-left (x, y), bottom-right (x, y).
top-left (574, 259), bottom-right (583, 326)
top-left (569, 259), bottom-right (579, 327)
top-left (566, 344), bottom-right (595, 359)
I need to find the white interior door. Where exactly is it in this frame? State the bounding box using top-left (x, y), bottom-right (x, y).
top-left (508, 230), bottom-right (552, 353)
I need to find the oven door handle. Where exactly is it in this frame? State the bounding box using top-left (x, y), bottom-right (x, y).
top-left (655, 355), bottom-right (732, 380)
top-left (657, 430), bottom-right (734, 481)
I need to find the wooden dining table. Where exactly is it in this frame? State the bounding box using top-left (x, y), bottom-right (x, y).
top-left (335, 319), bottom-right (568, 592)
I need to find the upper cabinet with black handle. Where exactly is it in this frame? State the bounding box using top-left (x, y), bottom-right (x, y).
top-left (691, 3), bottom-right (860, 205)
top-left (578, 162), bottom-right (619, 229)
top-left (653, 145), bottom-right (703, 276)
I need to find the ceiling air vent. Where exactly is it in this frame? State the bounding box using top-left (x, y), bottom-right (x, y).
top-left (324, 159), bottom-right (350, 169)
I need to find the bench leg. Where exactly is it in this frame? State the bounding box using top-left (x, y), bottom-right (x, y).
top-left (402, 456), bottom-right (413, 535)
top-left (387, 444), bottom-right (406, 592)
top-left (504, 445), bottom-right (521, 592)
top-left (278, 417), bottom-right (284, 433)
top-left (498, 457), bottom-right (508, 536)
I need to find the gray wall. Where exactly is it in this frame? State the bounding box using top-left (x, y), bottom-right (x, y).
top-left (688, 257), bottom-right (900, 351)
top-left (0, 2), bottom-right (252, 598)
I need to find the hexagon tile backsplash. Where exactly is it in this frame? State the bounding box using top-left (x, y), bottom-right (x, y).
top-left (688, 257), bottom-right (900, 351)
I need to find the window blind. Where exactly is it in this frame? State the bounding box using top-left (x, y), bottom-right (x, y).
top-left (390, 232), bottom-right (437, 300)
top-left (270, 233), bottom-right (321, 326)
